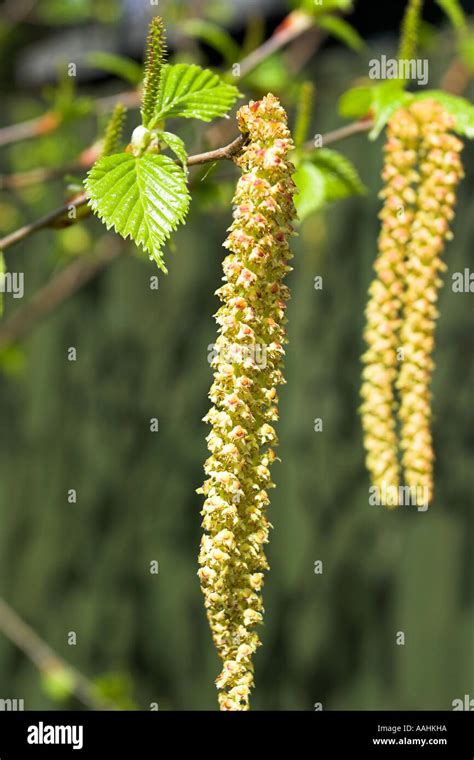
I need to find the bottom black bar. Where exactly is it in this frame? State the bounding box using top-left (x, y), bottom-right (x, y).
top-left (0, 710), bottom-right (472, 757)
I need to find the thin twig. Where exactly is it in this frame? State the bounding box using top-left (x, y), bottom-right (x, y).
top-left (0, 163), bottom-right (84, 190)
top-left (186, 134), bottom-right (245, 165)
top-left (0, 195), bottom-right (88, 251)
top-left (0, 118), bottom-right (373, 348)
top-left (0, 112), bottom-right (62, 148)
top-left (234, 10), bottom-right (316, 80)
top-left (0, 136), bottom-right (246, 252)
top-left (0, 597), bottom-right (117, 709)
top-left (1, 137), bottom-right (245, 190)
top-left (0, 92), bottom-right (140, 149)
top-left (318, 118), bottom-right (374, 147)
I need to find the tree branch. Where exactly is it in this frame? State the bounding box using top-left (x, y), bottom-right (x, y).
top-left (317, 118), bottom-right (374, 147)
top-left (0, 121), bottom-right (374, 253)
top-left (0, 597), bottom-right (118, 709)
top-left (235, 10), bottom-right (316, 80)
top-left (1, 136), bottom-right (245, 190)
top-left (0, 92), bottom-right (141, 149)
top-left (0, 118), bottom-right (375, 349)
top-left (0, 12), bottom-right (316, 189)
top-left (0, 195), bottom-right (88, 251)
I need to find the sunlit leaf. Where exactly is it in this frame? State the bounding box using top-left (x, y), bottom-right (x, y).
top-left (293, 161), bottom-right (325, 222)
top-left (339, 86), bottom-right (373, 119)
top-left (85, 152), bottom-right (190, 271)
top-left (368, 82), bottom-right (412, 140)
top-left (310, 148), bottom-right (366, 201)
top-left (151, 64), bottom-right (240, 124)
top-left (158, 131), bottom-right (188, 169)
top-left (414, 90), bottom-right (474, 138)
top-left (339, 82), bottom-right (411, 139)
top-left (294, 147), bottom-right (365, 222)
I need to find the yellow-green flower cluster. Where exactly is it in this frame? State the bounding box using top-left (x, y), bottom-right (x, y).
top-left (361, 107), bottom-right (420, 502)
top-left (198, 94), bottom-right (296, 710)
top-left (397, 100), bottom-right (463, 504)
top-left (361, 99), bottom-right (463, 508)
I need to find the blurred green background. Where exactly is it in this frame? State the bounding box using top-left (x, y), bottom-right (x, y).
top-left (0, 0), bottom-right (472, 710)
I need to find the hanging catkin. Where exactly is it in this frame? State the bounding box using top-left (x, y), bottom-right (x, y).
top-left (361, 99), bottom-right (463, 508)
top-left (198, 94), bottom-right (296, 710)
top-left (396, 100), bottom-right (464, 505)
top-left (361, 106), bottom-right (420, 506)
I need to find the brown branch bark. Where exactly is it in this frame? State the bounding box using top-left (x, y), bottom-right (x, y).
top-left (0, 118), bottom-right (375, 348)
top-left (318, 118), bottom-right (374, 147)
top-left (0, 135), bottom-right (247, 251)
top-left (0, 119), bottom-right (375, 254)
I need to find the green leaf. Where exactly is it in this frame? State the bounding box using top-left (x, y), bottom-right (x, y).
top-left (86, 52), bottom-right (143, 85)
top-left (310, 148), bottom-right (366, 201)
top-left (339, 82), bottom-right (411, 139)
top-left (341, 82), bottom-right (474, 141)
top-left (368, 83), bottom-right (412, 140)
top-left (0, 345), bottom-right (26, 377)
top-left (158, 131), bottom-right (188, 169)
top-left (294, 149), bottom-right (366, 222)
top-left (151, 63), bottom-right (240, 124)
top-left (85, 152), bottom-right (190, 271)
top-left (41, 668), bottom-right (75, 702)
top-left (181, 19), bottom-right (241, 64)
top-left (315, 15), bottom-right (365, 52)
top-left (339, 86), bottom-right (373, 119)
top-left (414, 91), bottom-right (474, 138)
top-left (435, 0), bottom-right (467, 33)
top-left (293, 161), bottom-right (326, 222)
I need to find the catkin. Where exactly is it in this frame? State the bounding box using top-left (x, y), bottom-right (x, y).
top-left (361, 99), bottom-right (463, 508)
top-left (397, 100), bottom-right (463, 505)
top-left (361, 107), bottom-right (420, 505)
top-left (198, 94), bottom-right (296, 710)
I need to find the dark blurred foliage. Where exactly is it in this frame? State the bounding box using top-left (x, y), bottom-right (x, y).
top-left (0, 0), bottom-right (472, 710)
